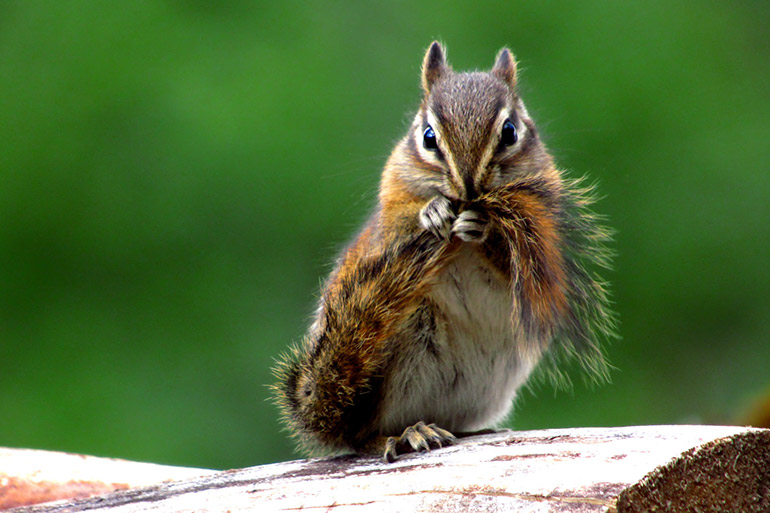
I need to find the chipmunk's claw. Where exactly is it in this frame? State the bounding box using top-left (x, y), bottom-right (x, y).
top-left (419, 196), bottom-right (457, 240)
top-left (452, 208), bottom-right (489, 243)
top-left (383, 421), bottom-right (456, 462)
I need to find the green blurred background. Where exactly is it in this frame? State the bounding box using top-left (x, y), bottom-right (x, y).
top-left (1, 1), bottom-right (768, 470)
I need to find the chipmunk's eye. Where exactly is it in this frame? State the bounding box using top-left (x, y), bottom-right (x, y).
top-left (423, 125), bottom-right (438, 150)
top-left (501, 119), bottom-right (517, 147)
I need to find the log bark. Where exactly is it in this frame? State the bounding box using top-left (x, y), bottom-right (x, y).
top-left (0, 448), bottom-right (214, 510)
top-left (2, 425), bottom-right (768, 513)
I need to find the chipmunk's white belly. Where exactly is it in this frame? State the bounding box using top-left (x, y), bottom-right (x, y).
top-left (378, 247), bottom-right (542, 435)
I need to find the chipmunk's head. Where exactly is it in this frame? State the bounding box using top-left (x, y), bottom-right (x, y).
top-left (396, 42), bottom-right (553, 202)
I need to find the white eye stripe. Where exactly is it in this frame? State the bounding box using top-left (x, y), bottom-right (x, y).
top-left (479, 109), bottom-right (517, 164)
top-left (473, 107), bottom-right (529, 190)
top-left (414, 109), bottom-right (451, 166)
top-left (496, 108), bottom-right (512, 130)
top-left (419, 109), bottom-right (467, 193)
top-left (512, 115), bottom-right (528, 142)
top-left (495, 108), bottom-right (528, 146)
top-left (414, 122), bottom-right (443, 166)
top-left (426, 110), bottom-right (440, 136)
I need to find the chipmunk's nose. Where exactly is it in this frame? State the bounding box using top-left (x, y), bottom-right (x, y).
top-left (460, 169), bottom-right (478, 202)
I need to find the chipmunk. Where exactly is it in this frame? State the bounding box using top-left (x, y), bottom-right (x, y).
top-left (274, 42), bottom-right (615, 462)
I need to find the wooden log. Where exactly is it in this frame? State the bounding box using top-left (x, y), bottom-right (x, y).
top-left (2, 425), bottom-right (768, 512)
top-left (0, 448), bottom-right (214, 510)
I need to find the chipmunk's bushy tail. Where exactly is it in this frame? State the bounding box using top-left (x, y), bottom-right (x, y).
top-left (272, 231), bottom-right (460, 454)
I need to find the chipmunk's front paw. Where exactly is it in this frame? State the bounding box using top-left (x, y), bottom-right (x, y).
top-left (452, 208), bottom-right (489, 243)
top-left (383, 421), bottom-right (456, 463)
top-left (419, 196), bottom-right (456, 240)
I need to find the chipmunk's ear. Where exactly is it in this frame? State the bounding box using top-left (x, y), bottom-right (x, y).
top-left (492, 47), bottom-right (517, 89)
top-left (421, 41), bottom-right (448, 95)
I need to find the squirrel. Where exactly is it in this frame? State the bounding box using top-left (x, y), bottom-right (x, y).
top-left (273, 42), bottom-right (615, 462)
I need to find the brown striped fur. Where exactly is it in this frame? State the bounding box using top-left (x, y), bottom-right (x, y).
top-left (274, 42), bottom-right (615, 458)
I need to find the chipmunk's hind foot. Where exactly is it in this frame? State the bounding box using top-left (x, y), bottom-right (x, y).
top-left (383, 421), bottom-right (457, 462)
